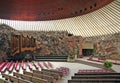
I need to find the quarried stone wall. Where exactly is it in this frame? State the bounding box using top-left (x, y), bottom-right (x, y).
top-left (23, 31), bottom-right (82, 57)
top-left (83, 33), bottom-right (120, 60)
top-left (0, 24), bottom-right (15, 61)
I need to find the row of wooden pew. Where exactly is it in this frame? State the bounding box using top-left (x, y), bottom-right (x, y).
top-left (1, 69), bottom-right (63, 83)
top-left (0, 61), bottom-right (53, 73)
top-left (68, 69), bottom-right (120, 83)
top-left (87, 57), bottom-right (120, 65)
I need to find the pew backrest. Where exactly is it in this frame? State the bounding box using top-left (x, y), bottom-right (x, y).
top-left (2, 73), bottom-right (10, 80)
top-left (10, 76), bottom-right (19, 83)
top-left (23, 71), bottom-right (33, 76)
top-left (21, 74), bottom-right (32, 82)
top-left (32, 77), bottom-right (48, 83)
top-left (18, 78), bottom-right (32, 83)
top-left (42, 69), bottom-right (63, 77)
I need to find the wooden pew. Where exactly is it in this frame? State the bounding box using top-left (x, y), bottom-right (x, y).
top-left (22, 61), bottom-right (26, 70)
top-left (0, 78), bottom-right (5, 83)
top-left (0, 62), bottom-right (5, 68)
top-left (47, 62), bottom-right (53, 68)
top-left (32, 77), bottom-right (48, 83)
top-left (24, 71), bottom-right (56, 83)
top-left (13, 72), bottom-right (22, 78)
top-left (0, 62), bottom-right (9, 72)
top-left (23, 71), bottom-right (33, 76)
top-left (14, 72), bottom-right (33, 82)
top-left (21, 74), bottom-right (32, 82)
top-left (33, 73), bottom-right (56, 83)
top-left (33, 70), bottom-right (60, 80)
top-left (72, 75), bottom-right (120, 79)
top-left (15, 61), bottom-right (21, 72)
top-left (27, 62), bottom-right (33, 70)
top-left (13, 72), bottom-right (32, 81)
top-left (43, 62), bottom-right (49, 68)
top-left (2, 73), bottom-right (19, 83)
top-left (68, 79), bottom-right (120, 83)
top-left (10, 75), bottom-right (19, 83)
top-left (0, 78), bottom-right (9, 83)
top-left (6, 62), bottom-right (12, 69)
top-left (42, 69), bottom-right (63, 77)
top-left (38, 62), bottom-right (44, 69)
top-left (74, 72), bottom-right (120, 75)
top-left (2, 73), bottom-right (10, 80)
top-left (18, 78), bottom-right (32, 83)
top-left (7, 62), bottom-right (15, 72)
top-left (33, 62), bottom-right (39, 69)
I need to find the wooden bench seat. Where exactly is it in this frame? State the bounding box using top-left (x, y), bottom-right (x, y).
top-left (15, 61), bottom-right (20, 72)
top-left (7, 62), bottom-right (15, 72)
top-left (18, 78), bottom-right (32, 83)
top-left (13, 72), bottom-right (22, 78)
top-left (21, 74), bottom-right (32, 82)
top-left (27, 62), bottom-right (33, 70)
top-left (0, 62), bottom-right (9, 72)
top-left (74, 72), bottom-right (120, 75)
top-left (2, 73), bottom-right (19, 83)
top-left (42, 69), bottom-right (63, 77)
top-left (14, 72), bottom-right (49, 83)
top-left (33, 73), bottom-right (56, 83)
top-left (24, 71), bottom-right (56, 83)
top-left (0, 78), bottom-right (5, 83)
top-left (68, 79), bottom-right (120, 83)
top-left (22, 61), bottom-right (26, 70)
top-left (33, 62), bottom-right (39, 69)
top-left (13, 72), bottom-right (32, 82)
top-left (72, 75), bottom-right (120, 79)
top-left (0, 78), bottom-right (9, 83)
top-left (32, 77), bottom-right (48, 83)
top-left (23, 71), bottom-right (33, 76)
top-left (33, 70), bottom-right (60, 80)
top-left (2, 73), bottom-right (10, 80)
top-left (10, 75), bottom-right (19, 83)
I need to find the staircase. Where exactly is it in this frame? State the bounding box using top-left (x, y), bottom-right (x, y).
top-left (34, 55), bottom-right (68, 62)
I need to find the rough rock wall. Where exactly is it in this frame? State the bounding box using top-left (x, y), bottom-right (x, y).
top-left (0, 24), bottom-right (15, 61)
top-left (83, 33), bottom-right (120, 60)
top-left (23, 31), bottom-right (82, 56)
top-left (0, 24), bottom-right (83, 61)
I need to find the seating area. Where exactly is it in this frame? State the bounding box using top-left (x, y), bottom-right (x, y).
top-left (0, 61), bottom-right (54, 73)
top-left (78, 69), bottom-right (113, 73)
top-left (87, 57), bottom-right (120, 65)
top-left (1, 68), bottom-right (65, 83)
top-left (68, 69), bottom-right (120, 83)
top-left (34, 55), bottom-right (68, 62)
top-left (55, 67), bottom-right (70, 76)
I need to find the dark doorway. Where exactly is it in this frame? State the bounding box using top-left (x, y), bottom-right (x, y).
top-left (82, 49), bottom-right (93, 56)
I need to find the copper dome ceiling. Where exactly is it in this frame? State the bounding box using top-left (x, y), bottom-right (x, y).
top-left (0, 0), bottom-right (114, 21)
